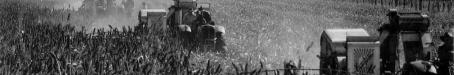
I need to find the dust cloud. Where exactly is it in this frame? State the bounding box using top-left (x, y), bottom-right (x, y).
top-left (14, 0), bottom-right (173, 31)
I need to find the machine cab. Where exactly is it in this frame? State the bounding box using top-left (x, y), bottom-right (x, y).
top-left (174, 0), bottom-right (198, 9)
top-left (138, 9), bottom-right (168, 32)
top-left (139, 9), bottom-right (168, 26)
top-left (378, 9), bottom-right (432, 74)
top-left (385, 9), bottom-right (430, 31)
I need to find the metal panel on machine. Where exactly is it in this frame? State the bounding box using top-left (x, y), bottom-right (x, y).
top-left (347, 37), bottom-right (380, 75)
top-left (321, 29), bottom-right (370, 56)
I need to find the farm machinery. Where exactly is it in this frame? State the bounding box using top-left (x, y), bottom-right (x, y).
top-left (137, 0), bottom-right (226, 51)
top-left (319, 9), bottom-right (438, 75)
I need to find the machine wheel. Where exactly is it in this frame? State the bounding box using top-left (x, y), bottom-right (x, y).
top-left (320, 56), bottom-right (338, 75)
top-left (214, 38), bottom-right (226, 52)
top-left (214, 26), bottom-right (226, 52)
top-left (320, 58), bottom-right (329, 75)
top-left (449, 64), bottom-right (454, 75)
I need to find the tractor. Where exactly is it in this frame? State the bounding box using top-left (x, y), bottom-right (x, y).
top-left (137, 0), bottom-right (226, 52)
top-left (319, 9), bottom-right (436, 75)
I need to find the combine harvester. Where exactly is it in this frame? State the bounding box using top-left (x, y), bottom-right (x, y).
top-left (320, 9), bottom-right (439, 75)
top-left (137, 0), bottom-right (226, 52)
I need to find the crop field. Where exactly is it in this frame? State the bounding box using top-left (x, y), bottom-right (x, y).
top-left (342, 0), bottom-right (454, 12)
top-left (1, 0), bottom-right (454, 74)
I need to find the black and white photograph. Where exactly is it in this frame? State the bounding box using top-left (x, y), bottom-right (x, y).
top-left (0, 0), bottom-right (453, 75)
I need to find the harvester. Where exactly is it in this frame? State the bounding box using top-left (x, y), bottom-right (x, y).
top-left (137, 0), bottom-right (226, 52)
top-left (319, 9), bottom-right (435, 75)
